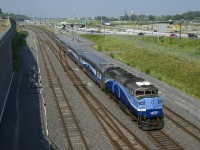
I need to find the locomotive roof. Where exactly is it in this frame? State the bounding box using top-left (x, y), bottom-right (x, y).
top-left (106, 67), bottom-right (158, 90)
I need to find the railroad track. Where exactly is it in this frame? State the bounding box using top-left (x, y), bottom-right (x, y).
top-left (164, 106), bottom-right (200, 142)
top-left (36, 32), bottom-right (89, 150)
top-left (39, 29), bottom-right (149, 149)
top-left (146, 130), bottom-right (182, 150)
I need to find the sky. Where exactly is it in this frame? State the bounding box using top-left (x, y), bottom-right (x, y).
top-left (1, 0), bottom-right (200, 18)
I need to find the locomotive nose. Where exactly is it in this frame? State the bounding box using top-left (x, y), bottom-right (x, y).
top-left (144, 97), bottom-right (162, 107)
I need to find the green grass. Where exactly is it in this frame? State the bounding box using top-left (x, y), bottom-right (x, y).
top-left (132, 36), bottom-right (200, 57)
top-left (80, 34), bottom-right (200, 100)
top-left (12, 28), bottom-right (28, 70)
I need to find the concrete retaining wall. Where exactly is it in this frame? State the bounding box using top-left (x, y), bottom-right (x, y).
top-left (0, 17), bottom-right (16, 122)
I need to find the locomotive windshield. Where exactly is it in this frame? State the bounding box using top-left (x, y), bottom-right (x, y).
top-left (135, 89), bottom-right (158, 99)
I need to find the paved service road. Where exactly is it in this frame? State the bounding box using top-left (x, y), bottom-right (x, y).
top-left (0, 36), bottom-right (43, 150)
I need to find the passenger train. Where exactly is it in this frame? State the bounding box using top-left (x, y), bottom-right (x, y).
top-left (55, 35), bottom-right (164, 130)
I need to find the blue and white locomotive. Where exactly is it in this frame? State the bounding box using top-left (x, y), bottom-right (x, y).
top-left (56, 35), bottom-right (164, 130)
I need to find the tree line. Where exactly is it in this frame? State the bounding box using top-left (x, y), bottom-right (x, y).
top-left (0, 8), bottom-right (30, 21)
top-left (95, 11), bottom-right (200, 22)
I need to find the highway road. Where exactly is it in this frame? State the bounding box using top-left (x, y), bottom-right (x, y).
top-left (74, 27), bottom-right (189, 38)
top-left (0, 34), bottom-right (43, 150)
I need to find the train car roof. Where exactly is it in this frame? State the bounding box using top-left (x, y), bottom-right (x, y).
top-left (56, 34), bottom-right (114, 71)
top-left (56, 34), bottom-right (89, 54)
top-left (55, 35), bottom-right (71, 45)
top-left (81, 52), bottom-right (113, 71)
top-left (69, 43), bottom-right (89, 54)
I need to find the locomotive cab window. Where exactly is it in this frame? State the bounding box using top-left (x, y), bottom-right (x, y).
top-left (152, 89), bottom-right (158, 94)
top-left (136, 90), bottom-right (145, 97)
top-left (136, 89), bottom-right (158, 98)
top-left (145, 89), bottom-right (151, 95)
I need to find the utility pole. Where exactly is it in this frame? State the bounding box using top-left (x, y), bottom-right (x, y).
top-left (179, 21), bottom-right (182, 38)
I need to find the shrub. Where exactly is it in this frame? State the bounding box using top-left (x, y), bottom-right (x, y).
top-left (12, 28), bottom-right (29, 70)
top-left (109, 53), bottom-right (114, 58)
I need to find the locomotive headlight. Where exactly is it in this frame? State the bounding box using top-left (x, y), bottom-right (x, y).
top-left (139, 101), bottom-right (145, 105)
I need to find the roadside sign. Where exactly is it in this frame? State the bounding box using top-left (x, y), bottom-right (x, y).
top-left (80, 20), bottom-right (85, 25)
top-left (157, 24), bottom-right (168, 33)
